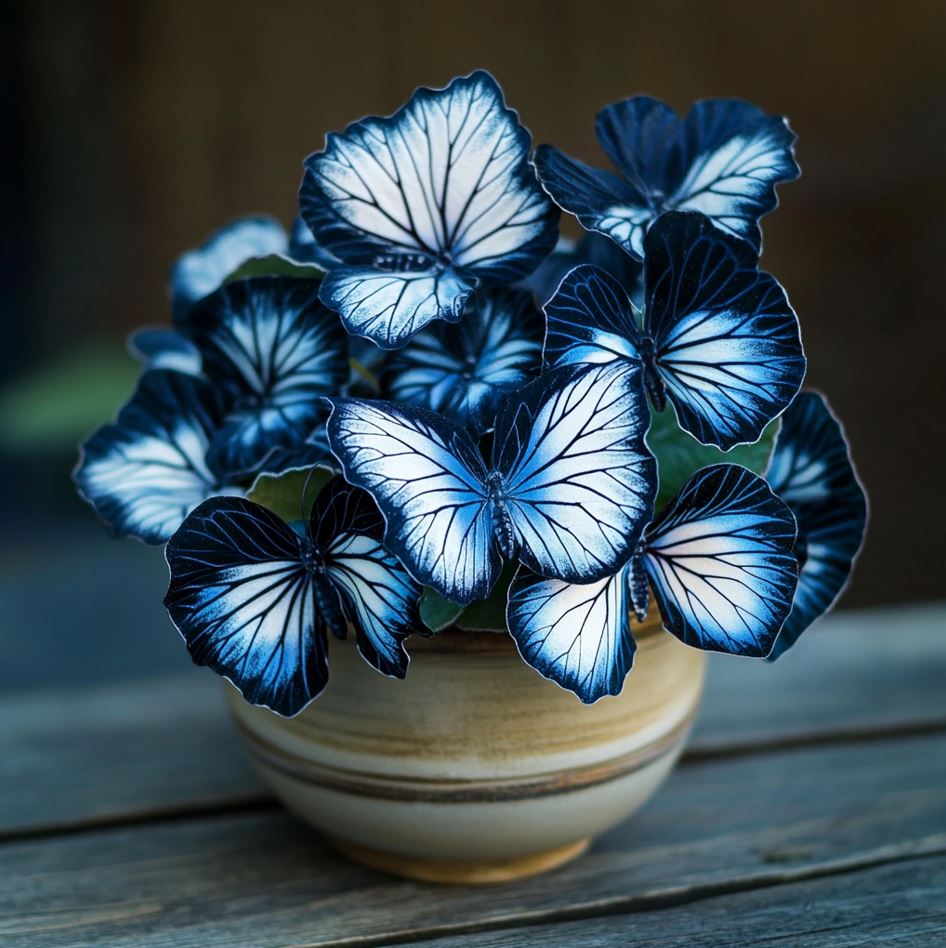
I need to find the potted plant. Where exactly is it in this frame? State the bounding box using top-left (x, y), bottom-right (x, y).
top-left (75, 71), bottom-right (867, 884)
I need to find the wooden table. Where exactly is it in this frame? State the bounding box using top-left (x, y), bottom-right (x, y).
top-left (3, 603), bottom-right (945, 946)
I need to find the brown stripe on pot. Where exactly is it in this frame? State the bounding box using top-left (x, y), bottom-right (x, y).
top-left (232, 705), bottom-right (697, 803)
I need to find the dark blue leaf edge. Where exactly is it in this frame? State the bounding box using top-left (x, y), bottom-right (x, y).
top-left (534, 95), bottom-right (800, 260)
top-left (299, 69), bottom-right (558, 277)
top-left (163, 479), bottom-right (426, 717)
top-left (504, 461), bottom-right (799, 703)
top-left (764, 389), bottom-right (869, 659)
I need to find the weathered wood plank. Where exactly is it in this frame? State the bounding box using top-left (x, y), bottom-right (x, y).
top-left (691, 602), bottom-right (946, 753)
top-left (2, 604), bottom-right (943, 839)
top-left (0, 672), bottom-right (264, 839)
top-left (397, 854), bottom-right (946, 947)
top-left (2, 734), bottom-right (944, 947)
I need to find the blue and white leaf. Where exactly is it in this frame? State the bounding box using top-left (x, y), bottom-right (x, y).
top-left (326, 397), bottom-right (498, 604)
top-left (171, 215), bottom-right (289, 322)
top-left (386, 286), bottom-right (542, 434)
top-left (507, 568), bottom-right (635, 704)
top-left (127, 327), bottom-right (202, 375)
top-left (188, 276), bottom-right (348, 477)
top-left (328, 362), bottom-right (656, 602)
top-left (318, 265), bottom-right (476, 350)
top-left (642, 463), bottom-right (799, 656)
top-left (535, 96), bottom-right (799, 258)
top-left (494, 362), bottom-right (656, 583)
top-left (300, 70), bottom-right (559, 347)
top-left (520, 232), bottom-right (643, 309)
top-left (545, 213), bottom-right (806, 450)
top-left (74, 370), bottom-right (237, 545)
top-left (288, 217), bottom-right (340, 269)
top-left (765, 392), bottom-right (868, 659)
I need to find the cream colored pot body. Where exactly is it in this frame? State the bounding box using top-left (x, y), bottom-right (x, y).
top-left (228, 614), bottom-right (706, 883)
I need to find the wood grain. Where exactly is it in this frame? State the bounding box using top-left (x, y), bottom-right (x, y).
top-left (2, 733), bottom-right (944, 946)
top-left (397, 855), bottom-right (946, 947)
top-left (2, 605), bottom-right (943, 839)
top-left (0, 671), bottom-right (264, 839)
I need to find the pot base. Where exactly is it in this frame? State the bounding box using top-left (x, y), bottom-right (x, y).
top-left (331, 836), bottom-right (591, 885)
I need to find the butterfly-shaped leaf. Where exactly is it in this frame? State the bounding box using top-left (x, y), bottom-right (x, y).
top-left (508, 463), bottom-right (798, 702)
top-left (171, 216), bottom-right (289, 322)
top-left (384, 286), bottom-right (542, 434)
top-left (326, 362), bottom-right (656, 604)
top-left (507, 566), bottom-right (636, 704)
top-left (641, 462), bottom-right (798, 655)
top-left (74, 369), bottom-right (239, 544)
top-left (300, 70), bottom-right (559, 349)
top-left (545, 212), bottom-right (805, 450)
top-left (164, 476), bottom-right (423, 717)
top-left (765, 392), bottom-right (867, 659)
top-left (535, 96), bottom-right (799, 259)
top-left (187, 276), bottom-right (348, 477)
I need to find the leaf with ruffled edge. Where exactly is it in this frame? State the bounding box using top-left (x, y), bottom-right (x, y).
top-left (535, 96), bottom-right (799, 258)
top-left (300, 70), bottom-right (559, 348)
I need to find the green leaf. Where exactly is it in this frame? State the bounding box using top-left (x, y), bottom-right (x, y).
top-left (247, 466), bottom-right (333, 522)
top-left (225, 254), bottom-right (325, 283)
top-left (420, 563), bottom-right (517, 633)
top-left (420, 588), bottom-right (463, 632)
top-left (456, 562), bottom-right (517, 631)
top-left (349, 357), bottom-right (381, 395)
top-left (649, 408), bottom-right (780, 510)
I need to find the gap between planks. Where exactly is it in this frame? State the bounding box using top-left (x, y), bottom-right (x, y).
top-left (4, 732), bottom-right (944, 947)
top-left (304, 840), bottom-right (946, 948)
top-left (3, 713), bottom-right (945, 847)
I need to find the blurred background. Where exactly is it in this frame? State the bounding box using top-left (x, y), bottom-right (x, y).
top-left (3, 0), bottom-right (944, 689)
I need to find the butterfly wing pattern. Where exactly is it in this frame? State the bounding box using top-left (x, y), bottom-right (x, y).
top-left (543, 263), bottom-right (643, 367)
top-left (535, 96), bottom-right (798, 258)
top-left (765, 392), bottom-right (868, 658)
top-left (507, 569), bottom-right (635, 704)
top-left (188, 276), bottom-right (348, 476)
top-left (545, 213), bottom-right (805, 450)
top-left (165, 478), bottom-right (424, 716)
top-left (328, 362), bottom-right (656, 604)
top-left (386, 286), bottom-right (543, 434)
top-left (165, 496), bottom-right (324, 715)
top-left (326, 397), bottom-right (498, 603)
top-left (300, 70), bottom-right (558, 348)
top-left (643, 464), bottom-right (798, 656)
top-left (311, 477), bottom-right (421, 677)
top-left (643, 213), bottom-right (805, 449)
top-left (508, 463), bottom-right (799, 702)
top-left (495, 362), bottom-right (656, 582)
top-left (74, 370), bottom-right (236, 544)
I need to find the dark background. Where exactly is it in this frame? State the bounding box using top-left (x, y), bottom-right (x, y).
top-left (3, 0), bottom-right (945, 688)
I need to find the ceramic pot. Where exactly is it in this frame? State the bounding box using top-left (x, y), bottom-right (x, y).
top-left (227, 609), bottom-right (706, 884)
